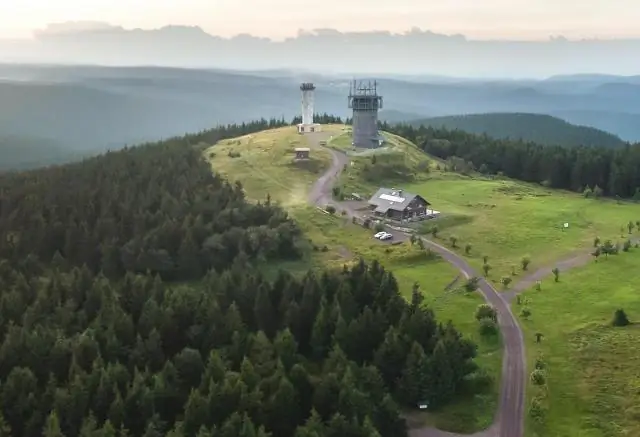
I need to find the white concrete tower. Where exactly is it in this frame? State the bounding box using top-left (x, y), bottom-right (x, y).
top-left (297, 82), bottom-right (321, 134)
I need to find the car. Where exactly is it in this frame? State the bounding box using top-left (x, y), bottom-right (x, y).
top-left (374, 231), bottom-right (386, 239)
top-left (379, 232), bottom-right (393, 241)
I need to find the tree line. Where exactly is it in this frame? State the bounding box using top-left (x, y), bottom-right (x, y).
top-left (0, 118), bottom-right (303, 282)
top-left (381, 121), bottom-right (640, 199)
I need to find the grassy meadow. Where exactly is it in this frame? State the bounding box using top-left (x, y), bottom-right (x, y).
top-left (329, 129), bottom-right (640, 286)
top-left (205, 126), bottom-right (501, 433)
top-left (405, 174), bottom-right (640, 287)
top-left (515, 249), bottom-right (640, 437)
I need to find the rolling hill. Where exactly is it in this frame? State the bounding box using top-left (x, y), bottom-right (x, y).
top-left (410, 113), bottom-right (626, 148)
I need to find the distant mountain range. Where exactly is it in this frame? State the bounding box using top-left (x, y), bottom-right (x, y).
top-left (408, 113), bottom-right (626, 148)
top-left (1, 64), bottom-right (639, 171)
top-left (3, 22), bottom-right (640, 77)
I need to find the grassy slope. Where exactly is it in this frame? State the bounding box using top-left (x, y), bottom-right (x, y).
top-left (411, 113), bottom-right (625, 147)
top-left (206, 125), bottom-right (500, 433)
top-left (516, 250), bottom-right (640, 437)
top-left (331, 129), bottom-right (640, 287)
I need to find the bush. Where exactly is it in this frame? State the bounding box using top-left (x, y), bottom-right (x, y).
top-left (529, 396), bottom-right (546, 422)
top-left (475, 304), bottom-right (497, 322)
top-left (521, 256), bottom-right (531, 271)
top-left (501, 276), bottom-right (512, 288)
top-left (478, 317), bottom-right (498, 336)
top-left (612, 309), bottom-right (630, 326)
top-left (464, 277), bottom-right (480, 292)
top-left (464, 243), bottom-right (472, 255)
top-left (530, 369), bottom-right (546, 386)
top-left (534, 354), bottom-right (546, 370)
top-left (325, 205), bottom-right (336, 214)
top-left (374, 223), bottom-right (385, 232)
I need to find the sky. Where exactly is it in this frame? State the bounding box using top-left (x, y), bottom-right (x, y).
top-left (1, 0), bottom-right (639, 40)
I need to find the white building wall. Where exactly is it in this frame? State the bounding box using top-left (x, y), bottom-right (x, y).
top-left (301, 89), bottom-right (314, 125)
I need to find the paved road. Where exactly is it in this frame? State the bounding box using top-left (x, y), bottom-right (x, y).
top-left (306, 136), bottom-right (525, 437)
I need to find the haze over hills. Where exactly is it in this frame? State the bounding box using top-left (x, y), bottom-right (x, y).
top-left (2, 63), bottom-right (640, 171)
top-left (3, 22), bottom-right (640, 77)
top-left (409, 113), bottom-right (626, 148)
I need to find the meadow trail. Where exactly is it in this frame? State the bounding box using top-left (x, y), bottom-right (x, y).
top-left (306, 136), bottom-right (524, 437)
top-left (504, 236), bottom-right (640, 302)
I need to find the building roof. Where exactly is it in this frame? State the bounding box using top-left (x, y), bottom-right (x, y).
top-left (368, 187), bottom-right (430, 212)
top-left (295, 147), bottom-right (310, 152)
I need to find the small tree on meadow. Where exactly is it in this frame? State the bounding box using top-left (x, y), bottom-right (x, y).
top-left (593, 184), bottom-right (603, 198)
top-left (582, 186), bottom-right (593, 198)
top-left (612, 309), bottom-right (630, 327)
top-left (593, 236), bottom-right (600, 247)
top-left (417, 238), bottom-right (425, 250)
top-left (521, 256), bottom-right (531, 271)
top-left (601, 240), bottom-right (615, 257)
top-left (520, 307), bottom-right (532, 319)
top-left (465, 243), bottom-right (472, 255)
top-left (326, 205), bottom-right (336, 215)
top-left (591, 246), bottom-right (601, 262)
top-left (475, 304), bottom-right (497, 322)
top-left (501, 276), bottom-right (512, 289)
top-left (534, 281), bottom-right (542, 291)
top-left (449, 235), bottom-right (458, 248)
top-left (464, 277), bottom-right (480, 292)
top-left (482, 263), bottom-right (492, 277)
top-left (478, 318), bottom-right (498, 336)
top-left (483, 255), bottom-right (489, 264)
top-left (410, 234), bottom-right (417, 246)
top-left (530, 369), bottom-right (546, 386)
top-left (534, 354), bottom-right (546, 370)
top-left (430, 225), bottom-right (439, 238)
top-left (551, 267), bottom-right (560, 282)
top-left (628, 221), bottom-right (635, 234)
top-left (623, 239), bottom-right (632, 252)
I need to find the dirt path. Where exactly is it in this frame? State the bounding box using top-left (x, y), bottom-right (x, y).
top-left (504, 237), bottom-right (640, 302)
top-left (306, 138), bottom-right (525, 437)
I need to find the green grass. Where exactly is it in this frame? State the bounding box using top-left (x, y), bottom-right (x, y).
top-left (515, 249), bottom-right (640, 437)
top-left (205, 126), bottom-right (500, 433)
top-left (405, 174), bottom-right (640, 287)
top-left (204, 126), bottom-right (333, 207)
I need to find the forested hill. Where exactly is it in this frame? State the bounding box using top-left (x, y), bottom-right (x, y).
top-left (0, 119), bottom-right (479, 437)
top-left (383, 122), bottom-right (640, 198)
top-left (410, 113), bottom-right (626, 148)
top-left (0, 135), bottom-right (88, 171)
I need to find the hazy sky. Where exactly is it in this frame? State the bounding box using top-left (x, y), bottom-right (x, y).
top-left (1, 0), bottom-right (639, 40)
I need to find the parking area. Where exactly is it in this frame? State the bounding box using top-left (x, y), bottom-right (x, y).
top-left (372, 228), bottom-right (409, 245)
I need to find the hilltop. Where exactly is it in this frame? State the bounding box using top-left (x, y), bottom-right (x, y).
top-left (410, 113), bottom-right (625, 148)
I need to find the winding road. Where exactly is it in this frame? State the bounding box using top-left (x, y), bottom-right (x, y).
top-left (306, 132), bottom-right (532, 437)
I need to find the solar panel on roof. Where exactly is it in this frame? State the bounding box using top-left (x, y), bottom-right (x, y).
top-left (379, 193), bottom-right (405, 203)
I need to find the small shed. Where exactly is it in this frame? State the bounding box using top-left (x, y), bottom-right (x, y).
top-left (295, 147), bottom-right (310, 160)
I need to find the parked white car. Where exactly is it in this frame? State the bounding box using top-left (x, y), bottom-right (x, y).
top-left (379, 232), bottom-right (393, 241)
top-left (374, 231), bottom-right (386, 239)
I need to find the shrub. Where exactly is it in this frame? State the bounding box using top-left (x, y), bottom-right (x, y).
top-left (325, 205), bottom-right (336, 214)
top-left (612, 309), bottom-right (630, 327)
top-left (521, 256), bottom-right (531, 271)
top-left (482, 263), bottom-right (491, 277)
top-left (464, 277), bottom-right (480, 292)
top-left (475, 304), bottom-right (497, 322)
top-left (374, 223), bottom-right (385, 232)
top-left (520, 307), bottom-right (531, 319)
top-left (530, 369), bottom-right (546, 386)
top-left (623, 239), bottom-right (632, 252)
top-left (449, 235), bottom-right (458, 248)
top-left (551, 267), bottom-right (560, 282)
top-left (464, 243), bottom-right (472, 255)
top-left (500, 276), bottom-right (512, 288)
top-left (478, 318), bottom-right (498, 336)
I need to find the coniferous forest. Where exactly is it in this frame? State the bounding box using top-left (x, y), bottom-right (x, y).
top-left (0, 119), bottom-right (478, 437)
top-left (382, 121), bottom-right (640, 199)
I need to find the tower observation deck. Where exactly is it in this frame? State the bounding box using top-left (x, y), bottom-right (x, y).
top-left (348, 80), bottom-right (384, 148)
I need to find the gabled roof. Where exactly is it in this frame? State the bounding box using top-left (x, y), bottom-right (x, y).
top-left (368, 188), bottom-right (430, 212)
